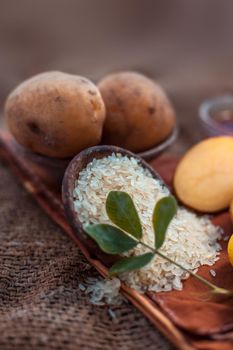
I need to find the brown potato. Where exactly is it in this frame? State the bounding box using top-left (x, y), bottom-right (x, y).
top-left (5, 71), bottom-right (106, 158)
top-left (174, 137), bottom-right (233, 212)
top-left (98, 71), bottom-right (176, 152)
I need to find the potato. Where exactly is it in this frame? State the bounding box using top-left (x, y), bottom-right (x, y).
top-left (5, 71), bottom-right (106, 158)
top-left (98, 71), bottom-right (176, 152)
top-left (174, 137), bottom-right (233, 212)
top-left (230, 199), bottom-right (233, 223)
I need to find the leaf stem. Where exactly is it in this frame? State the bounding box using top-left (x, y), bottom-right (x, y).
top-left (138, 240), bottom-right (232, 295)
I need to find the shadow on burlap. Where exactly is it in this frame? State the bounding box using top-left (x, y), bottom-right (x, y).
top-left (0, 160), bottom-right (174, 350)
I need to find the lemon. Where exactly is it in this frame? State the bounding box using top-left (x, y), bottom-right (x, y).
top-left (227, 234), bottom-right (233, 266)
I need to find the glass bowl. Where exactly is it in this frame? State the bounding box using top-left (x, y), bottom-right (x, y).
top-left (199, 95), bottom-right (233, 136)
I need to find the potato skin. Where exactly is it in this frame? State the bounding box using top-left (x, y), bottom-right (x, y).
top-left (98, 71), bottom-right (176, 152)
top-left (174, 137), bottom-right (233, 212)
top-left (5, 71), bottom-right (106, 158)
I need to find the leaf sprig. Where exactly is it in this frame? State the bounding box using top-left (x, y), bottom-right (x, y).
top-left (85, 191), bottom-right (232, 296)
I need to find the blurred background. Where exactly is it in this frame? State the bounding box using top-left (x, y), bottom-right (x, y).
top-left (1, 0), bottom-right (233, 152)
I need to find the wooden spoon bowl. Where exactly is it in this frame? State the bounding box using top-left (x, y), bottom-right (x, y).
top-left (137, 126), bottom-right (178, 160)
top-left (62, 145), bottom-right (165, 266)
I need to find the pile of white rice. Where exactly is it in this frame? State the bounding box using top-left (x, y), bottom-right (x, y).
top-left (73, 153), bottom-right (222, 293)
top-left (79, 277), bottom-right (125, 306)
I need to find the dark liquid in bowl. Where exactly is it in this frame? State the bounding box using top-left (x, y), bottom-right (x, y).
top-left (211, 109), bottom-right (233, 132)
top-left (218, 120), bottom-right (233, 131)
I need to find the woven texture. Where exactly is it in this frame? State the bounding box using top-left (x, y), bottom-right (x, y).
top-left (0, 159), bottom-right (174, 350)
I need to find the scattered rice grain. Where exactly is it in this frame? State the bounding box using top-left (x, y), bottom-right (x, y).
top-left (81, 277), bottom-right (125, 306)
top-left (210, 269), bottom-right (217, 277)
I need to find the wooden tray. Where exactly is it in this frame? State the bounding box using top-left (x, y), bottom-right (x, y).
top-left (0, 131), bottom-right (232, 350)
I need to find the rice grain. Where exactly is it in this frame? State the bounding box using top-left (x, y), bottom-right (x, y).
top-left (73, 153), bottom-right (222, 293)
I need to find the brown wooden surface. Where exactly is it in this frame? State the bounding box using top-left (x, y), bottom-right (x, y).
top-left (1, 132), bottom-right (233, 350)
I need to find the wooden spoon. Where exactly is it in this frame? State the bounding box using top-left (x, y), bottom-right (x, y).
top-left (62, 145), bottom-right (165, 266)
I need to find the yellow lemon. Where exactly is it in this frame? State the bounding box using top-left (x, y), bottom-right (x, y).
top-left (227, 234), bottom-right (233, 266)
top-left (174, 137), bottom-right (233, 212)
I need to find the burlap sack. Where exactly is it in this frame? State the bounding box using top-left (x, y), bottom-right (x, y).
top-left (0, 159), bottom-right (173, 350)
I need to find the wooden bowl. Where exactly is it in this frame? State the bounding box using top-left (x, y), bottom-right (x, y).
top-left (12, 140), bottom-right (71, 189)
top-left (99, 127), bottom-right (178, 161)
top-left (62, 145), bottom-right (166, 265)
top-left (10, 124), bottom-right (177, 189)
top-left (137, 126), bottom-right (178, 160)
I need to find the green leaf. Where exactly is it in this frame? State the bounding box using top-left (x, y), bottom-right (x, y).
top-left (84, 224), bottom-right (138, 254)
top-left (152, 195), bottom-right (177, 249)
top-left (106, 191), bottom-right (142, 239)
top-left (109, 253), bottom-right (154, 276)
